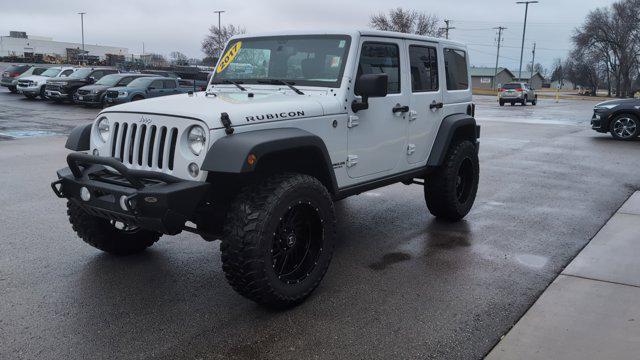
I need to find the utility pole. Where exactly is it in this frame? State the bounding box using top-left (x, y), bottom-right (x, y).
top-left (214, 10), bottom-right (225, 31)
top-left (78, 12), bottom-right (86, 65)
top-left (441, 19), bottom-right (455, 39)
top-left (516, 1), bottom-right (538, 80)
top-left (493, 26), bottom-right (507, 90)
top-left (530, 42), bottom-right (536, 80)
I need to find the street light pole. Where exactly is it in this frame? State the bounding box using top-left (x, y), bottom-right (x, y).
top-left (214, 10), bottom-right (225, 31)
top-left (516, 1), bottom-right (538, 80)
top-left (78, 12), bottom-right (86, 65)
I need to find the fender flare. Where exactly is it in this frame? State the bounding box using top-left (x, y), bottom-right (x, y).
top-left (426, 113), bottom-right (480, 167)
top-left (65, 123), bottom-right (92, 151)
top-left (202, 128), bottom-right (338, 191)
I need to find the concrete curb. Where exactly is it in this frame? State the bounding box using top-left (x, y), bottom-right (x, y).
top-left (485, 191), bottom-right (640, 360)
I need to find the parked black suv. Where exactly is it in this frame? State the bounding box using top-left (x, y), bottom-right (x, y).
top-left (591, 98), bottom-right (640, 140)
top-left (45, 68), bottom-right (118, 102)
top-left (74, 73), bottom-right (157, 107)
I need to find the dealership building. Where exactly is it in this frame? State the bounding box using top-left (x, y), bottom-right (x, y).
top-left (0, 31), bottom-right (128, 62)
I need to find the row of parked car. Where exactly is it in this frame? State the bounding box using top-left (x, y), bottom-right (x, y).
top-left (1, 64), bottom-right (209, 107)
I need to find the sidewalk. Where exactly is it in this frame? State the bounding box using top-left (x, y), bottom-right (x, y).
top-left (486, 191), bottom-right (640, 360)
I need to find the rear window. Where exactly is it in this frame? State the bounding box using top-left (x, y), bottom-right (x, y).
top-left (444, 48), bottom-right (469, 90)
top-left (5, 65), bottom-right (29, 73)
top-left (503, 83), bottom-right (521, 89)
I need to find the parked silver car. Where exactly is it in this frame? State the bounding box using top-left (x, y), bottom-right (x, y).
top-left (499, 82), bottom-right (537, 106)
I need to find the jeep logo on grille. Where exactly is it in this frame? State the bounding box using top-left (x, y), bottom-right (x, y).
top-left (139, 115), bottom-right (152, 124)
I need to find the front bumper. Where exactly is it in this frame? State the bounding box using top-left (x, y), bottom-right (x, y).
top-left (104, 96), bottom-right (128, 105)
top-left (51, 153), bottom-right (210, 235)
top-left (17, 85), bottom-right (41, 95)
top-left (1, 79), bottom-right (18, 87)
top-left (591, 111), bottom-right (610, 132)
top-left (74, 92), bottom-right (103, 105)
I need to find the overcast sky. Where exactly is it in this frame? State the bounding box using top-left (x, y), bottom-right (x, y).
top-left (1, 0), bottom-right (618, 72)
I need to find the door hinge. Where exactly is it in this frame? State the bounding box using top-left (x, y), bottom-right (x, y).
top-left (409, 110), bottom-right (418, 121)
top-left (407, 144), bottom-right (416, 155)
top-left (346, 155), bottom-right (359, 167)
top-left (347, 115), bottom-right (359, 128)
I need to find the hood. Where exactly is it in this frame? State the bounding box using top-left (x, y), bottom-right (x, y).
top-left (100, 90), bottom-right (342, 129)
top-left (18, 75), bottom-right (51, 83)
top-left (79, 84), bottom-right (110, 92)
top-left (596, 98), bottom-right (640, 108)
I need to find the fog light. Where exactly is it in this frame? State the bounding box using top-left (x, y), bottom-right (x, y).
top-left (93, 149), bottom-right (99, 156)
top-left (119, 195), bottom-right (129, 211)
top-left (80, 187), bottom-right (91, 201)
top-left (188, 162), bottom-right (199, 178)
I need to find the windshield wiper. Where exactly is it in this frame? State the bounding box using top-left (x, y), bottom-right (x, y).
top-left (212, 79), bottom-right (246, 91)
top-left (257, 79), bottom-right (304, 95)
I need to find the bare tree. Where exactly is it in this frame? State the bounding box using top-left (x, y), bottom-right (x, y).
top-left (370, 8), bottom-right (444, 37)
top-left (526, 63), bottom-right (547, 78)
top-left (201, 24), bottom-right (246, 59)
top-left (170, 51), bottom-right (188, 65)
top-left (572, 0), bottom-right (640, 97)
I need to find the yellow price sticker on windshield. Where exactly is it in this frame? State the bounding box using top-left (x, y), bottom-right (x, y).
top-left (216, 41), bottom-right (242, 73)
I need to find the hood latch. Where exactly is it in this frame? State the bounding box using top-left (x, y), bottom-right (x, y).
top-left (220, 112), bottom-right (234, 135)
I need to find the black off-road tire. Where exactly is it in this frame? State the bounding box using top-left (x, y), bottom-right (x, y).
top-left (24, 94), bottom-right (37, 100)
top-left (521, 96), bottom-right (527, 106)
top-left (39, 86), bottom-right (47, 99)
top-left (67, 201), bottom-right (161, 255)
top-left (8, 86), bottom-right (17, 93)
top-left (499, 100), bottom-right (505, 107)
top-left (424, 140), bottom-right (479, 221)
top-left (221, 173), bottom-right (337, 309)
top-left (532, 96), bottom-right (537, 106)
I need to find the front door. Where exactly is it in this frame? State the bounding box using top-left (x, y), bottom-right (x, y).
top-left (405, 41), bottom-right (443, 165)
top-left (347, 38), bottom-right (410, 179)
top-left (148, 80), bottom-right (164, 97)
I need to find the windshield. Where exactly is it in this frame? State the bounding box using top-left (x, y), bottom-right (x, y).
top-left (68, 68), bottom-right (92, 79)
top-left (95, 74), bottom-right (123, 86)
top-left (212, 35), bottom-right (351, 88)
top-left (40, 68), bottom-right (62, 77)
top-left (126, 77), bottom-right (154, 88)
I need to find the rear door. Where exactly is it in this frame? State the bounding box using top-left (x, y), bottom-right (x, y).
top-left (405, 41), bottom-right (443, 165)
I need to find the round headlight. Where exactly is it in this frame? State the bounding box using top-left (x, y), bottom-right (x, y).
top-left (187, 126), bottom-right (206, 155)
top-left (97, 117), bottom-right (110, 142)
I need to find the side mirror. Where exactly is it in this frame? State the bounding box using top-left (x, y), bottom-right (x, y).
top-left (352, 73), bottom-right (388, 112)
top-left (88, 77), bottom-right (95, 84)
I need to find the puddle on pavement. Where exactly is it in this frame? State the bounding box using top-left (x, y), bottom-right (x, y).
top-left (0, 129), bottom-right (60, 139)
top-left (369, 252), bottom-right (412, 271)
top-left (515, 253), bottom-right (549, 269)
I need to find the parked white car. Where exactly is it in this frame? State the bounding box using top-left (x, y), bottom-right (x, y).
top-left (17, 67), bottom-right (76, 99)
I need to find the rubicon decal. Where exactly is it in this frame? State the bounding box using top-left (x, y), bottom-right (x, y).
top-left (216, 41), bottom-right (242, 74)
top-left (246, 111), bottom-right (305, 122)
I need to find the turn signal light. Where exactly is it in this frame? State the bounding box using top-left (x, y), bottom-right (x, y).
top-left (247, 154), bottom-right (257, 166)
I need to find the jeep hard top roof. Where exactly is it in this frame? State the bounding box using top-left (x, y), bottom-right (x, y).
top-left (229, 29), bottom-right (466, 48)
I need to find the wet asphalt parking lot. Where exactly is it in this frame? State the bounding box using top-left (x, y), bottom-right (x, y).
top-left (1, 88), bottom-right (640, 360)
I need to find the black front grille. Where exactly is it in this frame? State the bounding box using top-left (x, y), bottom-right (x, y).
top-left (18, 80), bottom-right (33, 87)
top-left (109, 122), bottom-right (178, 171)
top-left (106, 90), bottom-right (119, 98)
top-left (77, 89), bottom-right (90, 95)
top-left (46, 84), bottom-right (62, 91)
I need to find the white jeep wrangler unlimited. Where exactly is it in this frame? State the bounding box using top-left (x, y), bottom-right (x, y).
top-left (52, 30), bottom-right (479, 308)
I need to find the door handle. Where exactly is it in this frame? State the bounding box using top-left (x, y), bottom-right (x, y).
top-left (430, 101), bottom-right (444, 110)
top-left (392, 104), bottom-right (410, 113)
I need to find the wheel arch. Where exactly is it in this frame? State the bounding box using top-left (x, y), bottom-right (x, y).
top-left (65, 123), bottom-right (92, 151)
top-left (202, 128), bottom-right (338, 195)
top-left (607, 111), bottom-right (640, 130)
top-left (427, 113), bottom-right (479, 167)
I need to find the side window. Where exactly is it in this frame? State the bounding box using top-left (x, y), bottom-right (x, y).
top-left (163, 80), bottom-right (177, 89)
top-left (444, 48), bottom-right (469, 90)
top-left (357, 42), bottom-right (400, 94)
top-left (149, 80), bottom-right (164, 89)
top-left (117, 77), bottom-right (134, 86)
top-left (91, 70), bottom-right (104, 80)
top-left (409, 45), bottom-right (438, 92)
top-left (60, 70), bottom-right (74, 77)
top-left (33, 68), bottom-right (47, 75)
